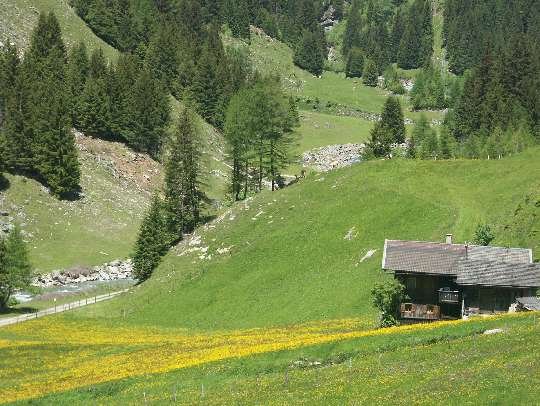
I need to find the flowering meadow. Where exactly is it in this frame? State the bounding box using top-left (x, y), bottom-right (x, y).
top-left (1, 313), bottom-right (537, 404)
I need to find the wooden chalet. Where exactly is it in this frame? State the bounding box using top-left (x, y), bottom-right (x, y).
top-left (382, 235), bottom-right (540, 320)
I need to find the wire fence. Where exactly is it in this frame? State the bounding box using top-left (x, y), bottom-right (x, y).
top-left (0, 289), bottom-right (129, 328)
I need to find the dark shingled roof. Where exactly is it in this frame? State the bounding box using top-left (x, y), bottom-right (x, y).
top-left (382, 240), bottom-right (465, 275)
top-left (456, 260), bottom-right (540, 288)
top-left (383, 240), bottom-right (534, 280)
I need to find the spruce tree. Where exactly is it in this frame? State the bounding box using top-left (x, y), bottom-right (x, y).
top-left (367, 95), bottom-right (406, 157)
top-left (342, 0), bottom-right (361, 56)
top-left (127, 69), bottom-right (170, 157)
top-left (164, 107), bottom-right (203, 240)
top-left (294, 30), bottom-right (324, 77)
top-left (145, 24), bottom-right (179, 90)
top-left (380, 96), bottom-right (406, 144)
top-left (132, 195), bottom-right (169, 282)
top-left (23, 12), bottom-right (80, 197)
top-left (362, 58), bottom-right (378, 87)
top-left (345, 47), bottom-right (364, 78)
top-left (66, 42), bottom-right (89, 126)
top-left (108, 53), bottom-right (139, 141)
top-left (190, 25), bottom-right (229, 127)
top-left (397, 0), bottom-right (433, 69)
top-left (0, 43), bottom-right (30, 172)
top-left (222, 0), bottom-right (251, 39)
top-left (439, 127), bottom-right (454, 159)
top-left (77, 48), bottom-right (110, 137)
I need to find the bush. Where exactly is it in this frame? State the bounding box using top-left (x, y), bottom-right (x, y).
top-left (371, 280), bottom-right (408, 327)
top-left (473, 224), bottom-right (495, 246)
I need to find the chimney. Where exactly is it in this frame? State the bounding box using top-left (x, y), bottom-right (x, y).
top-left (445, 234), bottom-right (453, 244)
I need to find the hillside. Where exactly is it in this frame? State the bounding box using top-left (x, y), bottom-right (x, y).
top-left (231, 27), bottom-right (445, 123)
top-left (59, 147), bottom-right (540, 332)
top-left (1, 2), bottom-right (539, 404)
top-left (0, 132), bottom-right (158, 272)
top-left (0, 148), bottom-right (539, 402)
top-left (0, 0), bottom-right (117, 59)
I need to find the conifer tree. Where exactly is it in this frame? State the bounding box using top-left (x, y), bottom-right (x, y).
top-left (78, 48), bottom-right (110, 137)
top-left (367, 96), bottom-right (405, 157)
top-left (397, 0), bottom-right (433, 69)
top-left (439, 127), bottom-right (454, 159)
top-left (66, 42), bottom-right (89, 126)
top-left (342, 0), bottom-right (361, 57)
top-left (132, 195), bottom-right (169, 282)
top-left (0, 237), bottom-right (7, 308)
top-left (108, 53), bottom-right (139, 141)
top-left (294, 30), bottom-right (324, 76)
top-left (164, 107), bottom-right (203, 240)
top-left (362, 58), bottom-right (378, 87)
top-left (222, 0), bottom-right (251, 39)
top-left (411, 114), bottom-right (430, 148)
top-left (0, 225), bottom-right (33, 309)
top-left (144, 24), bottom-right (179, 90)
top-left (419, 127), bottom-right (439, 159)
top-left (23, 12), bottom-right (80, 197)
top-left (381, 96), bottom-right (405, 144)
top-left (127, 69), bottom-right (170, 157)
top-left (0, 43), bottom-right (30, 171)
top-left (345, 47), bottom-right (364, 78)
top-left (224, 77), bottom-right (299, 199)
top-left (191, 25), bottom-right (228, 127)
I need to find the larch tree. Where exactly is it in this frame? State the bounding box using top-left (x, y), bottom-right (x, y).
top-left (0, 225), bottom-right (33, 309)
top-left (224, 77), bottom-right (299, 199)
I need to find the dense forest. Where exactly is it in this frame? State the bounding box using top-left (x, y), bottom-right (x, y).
top-left (343, 0), bottom-right (540, 160)
top-left (2, 0), bottom-right (540, 192)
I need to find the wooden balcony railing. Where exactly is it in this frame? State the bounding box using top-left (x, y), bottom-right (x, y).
top-left (400, 303), bottom-right (441, 320)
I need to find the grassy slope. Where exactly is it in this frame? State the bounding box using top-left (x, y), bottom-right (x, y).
top-left (297, 111), bottom-right (373, 152)
top-left (0, 3), bottom-right (229, 273)
top-left (0, 137), bottom-right (156, 272)
top-left (0, 0), bottom-right (117, 59)
top-left (70, 148), bottom-right (540, 332)
top-left (236, 30), bottom-right (445, 123)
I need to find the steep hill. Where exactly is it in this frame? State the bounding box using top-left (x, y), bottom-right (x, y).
top-left (77, 148), bottom-right (540, 331)
top-left (0, 132), bottom-right (158, 272)
top-left (0, 0), bottom-right (117, 59)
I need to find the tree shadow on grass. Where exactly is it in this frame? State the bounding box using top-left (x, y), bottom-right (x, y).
top-left (4, 169), bottom-right (83, 202)
top-left (0, 174), bottom-right (10, 192)
top-left (0, 306), bottom-right (38, 316)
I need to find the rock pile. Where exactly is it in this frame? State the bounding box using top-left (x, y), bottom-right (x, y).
top-left (302, 144), bottom-right (364, 172)
top-left (33, 259), bottom-right (133, 288)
